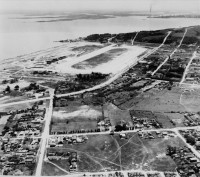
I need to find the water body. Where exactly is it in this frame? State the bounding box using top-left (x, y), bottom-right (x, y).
top-left (1, 13), bottom-right (200, 60)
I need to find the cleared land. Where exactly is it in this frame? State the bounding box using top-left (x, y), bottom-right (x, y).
top-left (104, 103), bottom-right (133, 127)
top-left (51, 99), bottom-right (133, 134)
top-left (56, 45), bottom-right (146, 74)
top-left (44, 133), bottom-right (186, 174)
top-left (51, 101), bottom-right (103, 133)
top-left (41, 162), bottom-right (68, 176)
top-left (72, 48), bottom-right (128, 69)
top-left (0, 102), bottom-right (36, 112)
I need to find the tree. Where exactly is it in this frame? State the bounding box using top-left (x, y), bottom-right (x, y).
top-left (115, 125), bottom-right (125, 132)
top-left (5, 86), bottom-right (11, 93)
top-left (10, 79), bottom-right (15, 84)
top-left (2, 80), bottom-right (8, 84)
top-left (4, 125), bottom-right (9, 131)
top-left (185, 135), bottom-right (196, 145)
top-left (14, 85), bottom-right (19, 91)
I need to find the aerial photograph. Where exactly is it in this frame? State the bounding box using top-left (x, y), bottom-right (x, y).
top-left (1, 0), bottom-right (200, 176)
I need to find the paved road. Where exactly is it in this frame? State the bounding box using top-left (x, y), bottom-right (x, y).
top-left (35, 90), bottom-right (54, 176)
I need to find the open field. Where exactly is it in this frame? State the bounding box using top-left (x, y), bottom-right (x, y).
top-left (51, 101), bottom-right (103, 133)
top-left (42, 162), bottom-right (68, 176)
top-left (0, 102), bottom-right (36, 112)
top-left (44, 133), bottom-right (186, 174)
top-left (56, 45), bottom-right (147, 74)
top-left (119, 86), bottom-right (184, 112)
top-left (180, 88), bottom-right (200, 112)
top-left (72, 48), bottom-right (128, 69)
top-left (104, 78), bottom-right (200, 128)
top-left (0, 95), bottom-right (32, 105)
top-left (104, 103), bottom-right (133, 127)
top-left (120, 86), bottom-right (187, 127)
top-left (51, 97), bottom-right (134, 134)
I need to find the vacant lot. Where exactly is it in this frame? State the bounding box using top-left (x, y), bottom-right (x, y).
top-left (0, 95), bottom-right (32, 105)
top-left (72, 48), bottom-right (127, 69)
top-left (180, 89), bottom-right (200, 113)
top-left (51, 103), bottom-right (103, 133)
top-left (103, 103), bottom-right (133, 127)
top-left (0, 102), bottom-right (36, 112)
top-left (121, 86), bottom-right (185, 112)
top-left (45, 133), bottom-right (186, 174)
top-left (42, 162), bottom-right (68, 176)
top-left (115, 86), bottom-right (192, 128)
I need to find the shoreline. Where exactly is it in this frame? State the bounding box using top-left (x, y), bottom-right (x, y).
top-left (1, 17), bottom-right (200, 60)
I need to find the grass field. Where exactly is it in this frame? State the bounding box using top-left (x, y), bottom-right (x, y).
top-left (51, 102), bottom-right (103, 133)
top-left (42, 162), bottom-right (68, 176)
top-left (45, 133), bottom-right (186, 174)
top-left (51, 101), bottom-right (133, 133)
top-left (180, 89), bottom-right (200, 113)
top-left (103, 103), bottom-right (133, 126)
top-left (120, 86), bottom-right (185, 112)
top-left (116, 86), bottom-right (193, 128)
top-left (72, 48), bottom-right (127, 70)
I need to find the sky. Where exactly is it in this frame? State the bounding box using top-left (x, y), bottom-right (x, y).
top-left (0, 0), bottom-right (200, 14)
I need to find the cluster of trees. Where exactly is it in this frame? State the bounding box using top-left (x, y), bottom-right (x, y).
top-left (76, 72), bottom-right (108, 82)
top-left (115, 123), bottom-right (129, 132)
top-left (182, 36), bottom-right (199, 45)
top-left (184, 134), bottom-right (196, 145)
top-left (115, 32), bottom-right (136, 42)
top-left (166, 145), bottom-right (177, 156)
top-left (2, 78), bottom-right (18, 84)
top-left (51, 129), bottom-right (101, 135)
top-left (84, 33), bottom-right (112, 43)
top-left (158, 66), bottom-right (184, 81)
top-left (135, 30), bottom-right (167, 43)
top-left (32, 70), bottom-right (50, 75)
top-left (85, 27), bottom-right (200, 46)
top-left (3, 85), bottom-right (20, 94)
top-left (55, 82), bottom-right (87, 95)
top-left (46, 56), bottom-right (66, 64)
top-left (3, 82), bottom-right (45, 95)
top-left (23, 83), bottom-right (42, 92)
